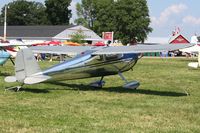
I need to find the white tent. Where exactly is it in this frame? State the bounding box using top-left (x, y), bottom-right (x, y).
top-left (53, 25), bottom-right (103, 42)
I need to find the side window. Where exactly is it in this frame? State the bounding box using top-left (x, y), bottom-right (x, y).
top-left (97, 55), bottom-right (104, 61)
top-left (105, 54), bottom-right (123, 60)
top-left (97, 54), bottom-right (123, 61)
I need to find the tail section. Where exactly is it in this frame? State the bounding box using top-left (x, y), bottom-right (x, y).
top-left (5, 48), bottom-right (50, 84)
top-left (15, 48), bottom-right (41, 83)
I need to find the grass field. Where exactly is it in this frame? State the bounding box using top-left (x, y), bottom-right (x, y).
top-left (0, 58), bottom-right (200, 133)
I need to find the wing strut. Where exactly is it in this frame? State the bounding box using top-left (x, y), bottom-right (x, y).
top-left (9, 57), bottom-right (15, 65)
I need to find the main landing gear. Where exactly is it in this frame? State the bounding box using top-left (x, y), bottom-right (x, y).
top-left (89, 76), bottom-right (105, 88)
top-left (118, 72), bottom-right (140, 89)
top-left (89, 73), bottom-right (140, 89)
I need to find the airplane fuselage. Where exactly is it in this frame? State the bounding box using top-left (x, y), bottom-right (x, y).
top-left (42, 53), bottom-right (139, 81)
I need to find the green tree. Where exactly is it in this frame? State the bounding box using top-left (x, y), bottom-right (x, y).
top-left (70, 30), bottom-right (86, 44)
top-left (1, 0), bottom-right (49, 25)
top-left (113, 0), bottom-right (152, 44)
top-left (76, 0), bottom-right (152, 44)
top-left (45, 0), bottom-right (72, 25)
top-left (75, 0), bottom-right (112, 29)
top-left (75, 0), bottom-right (97, 28)
top-left (92, 0), bottom-right (116, 35)
top-left (75, 3), bottom-right (88, 28)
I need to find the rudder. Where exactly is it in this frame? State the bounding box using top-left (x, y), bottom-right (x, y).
top-left (15, 48), bottom-right (41, 83)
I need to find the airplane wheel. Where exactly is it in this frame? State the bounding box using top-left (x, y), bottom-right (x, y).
top-left (89, 80), bottom-right (105, 88)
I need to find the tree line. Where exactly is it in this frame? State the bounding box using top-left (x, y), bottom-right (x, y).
top-left (0, 0), bottom-right (72, 25)
top-left (0, 0), bottom-right (152, 44)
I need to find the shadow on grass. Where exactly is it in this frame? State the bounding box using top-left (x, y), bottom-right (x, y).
top-left (0, 72), bottom-right (12, 77)
top-left (20, 88), bottom-right (50, 93)
top-left (179, 58), bottom-right (197, 62)
top-left (41, 82), bottom-right (187, 97)
top-left (6, 82), bottom-right (187, 97)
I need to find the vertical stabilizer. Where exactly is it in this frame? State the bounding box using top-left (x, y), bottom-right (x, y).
top-left (15, 48), bottom-right (41, 83)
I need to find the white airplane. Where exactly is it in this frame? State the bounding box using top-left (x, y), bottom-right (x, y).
top-left (0, 40), bottom-right (24, 65)
top-left (3, 40), bottom-right (29, 57)
top-left (4, 43), bottom-right (194, 91)
top-left (180, 35), bottom-right (200, 68)
top-left (0, 39), bottom-right (31, 65)
top-left (0, 39), bottom-right (50, 65)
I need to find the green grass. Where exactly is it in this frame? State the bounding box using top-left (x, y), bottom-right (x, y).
top-left (0, 58), bottom-right (200, 133)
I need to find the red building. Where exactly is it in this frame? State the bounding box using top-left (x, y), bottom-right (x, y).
top-left (168, 33), bottom-right (190, 44)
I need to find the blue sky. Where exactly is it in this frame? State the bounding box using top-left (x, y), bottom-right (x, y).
top-left (1, 0), bottom-right (200, 38)
top-left (148, 0), bottom-right (200, 38)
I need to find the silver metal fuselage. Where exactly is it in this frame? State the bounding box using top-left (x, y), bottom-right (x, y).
top-left (42, 53), bottom-right (139, 82)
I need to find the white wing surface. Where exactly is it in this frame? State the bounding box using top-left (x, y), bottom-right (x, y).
top-left (30, 43), bottom-right (194, 55)
top-left (0, 42), bottom-right (31, 47)
top-left (30, 46), bottom-right (94, 55)
top-left (180, 44), bottom-right (200, 53)
top-left (93, 43), bottom-right (195, 55)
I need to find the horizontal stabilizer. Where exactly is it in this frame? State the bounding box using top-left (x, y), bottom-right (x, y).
top-left (5, 76), bottom-right (17, 83)
top-left (24, 75), bottom-right (51, 85)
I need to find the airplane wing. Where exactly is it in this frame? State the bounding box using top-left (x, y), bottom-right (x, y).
top-left (180, 44), bottom-right (200, 54)
top-left (30, 46), bottom-right (94, 55)
top-left (0, 42), bottom-right (31, 47)
top-left (93, 43), bottom-right (195, 55)
top-left (30, 43), bottom-right (194, 55)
